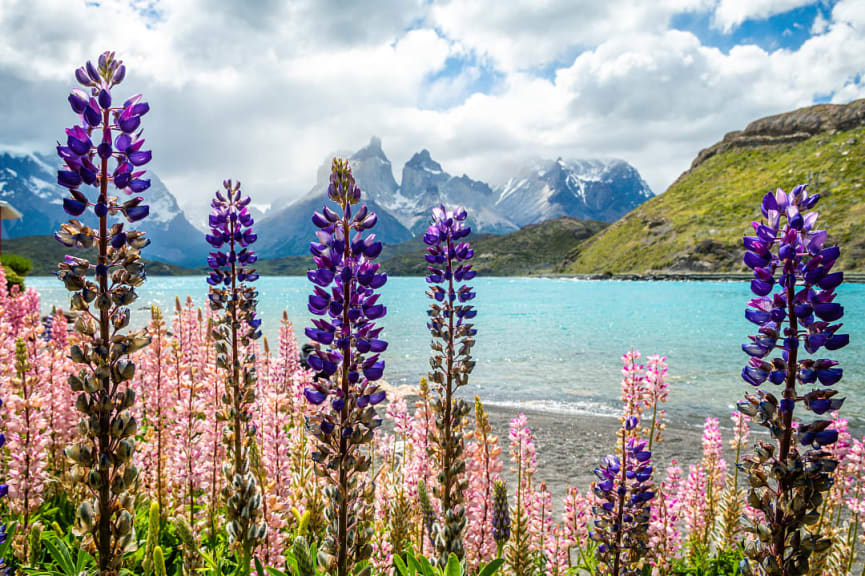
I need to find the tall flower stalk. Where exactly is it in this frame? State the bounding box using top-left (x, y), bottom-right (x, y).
top-left (465, 396), bottom-right (502, 571)
top-left (7, 338), bottom-right (48, 562)
top-left (738, 183), bottom-right (848, 576)
top-left (206, 179), bottom-right (266, 570)
top-left (55, 52), bottom-right (151, 575)
top-left (591, 416), bottom-right (654, 576)
top-left (424, 204), bottom-right (477, 566)
top-left (303, 158), bottom-right (388, 576)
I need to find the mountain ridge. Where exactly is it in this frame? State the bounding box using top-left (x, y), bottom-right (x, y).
top-left (256, 137), bottom-right (652, 256)
top-left (0, 151), bottom-right (209, 267)
top-left (561, 99), bottom-right (865, 274)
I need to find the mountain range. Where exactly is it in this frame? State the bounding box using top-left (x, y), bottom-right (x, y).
top-left (255, 137), bottom-right (653, 257)
top-left (0, 152), bottom-right (208, 267)
top-left (0, 141), bottom-right (654, 266)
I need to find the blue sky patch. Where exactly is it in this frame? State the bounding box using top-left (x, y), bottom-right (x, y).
top-left (672, 2), bottom-right (837, 54)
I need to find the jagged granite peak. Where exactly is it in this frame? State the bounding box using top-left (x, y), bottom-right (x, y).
top-left (346, 136), bottom-right (399, 207)
top-left (0, 151), bottom-right (208, 267)
top-left (393, 148), bottom-right (516, 235)
top-left (495, 157), bottom-right (653, 226)
top-left (255, 141), bottom-right (412, 257)
top-left (405, 149), bottom-right (443, 172)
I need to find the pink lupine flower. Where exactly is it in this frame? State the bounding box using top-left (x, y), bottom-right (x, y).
top-left (701, 416), bottom-right (726, 502)
top-left (43, 310), bottom-right (77, 478)
top-left (620, 349), bottom-right (647, 423)
top-left (506, 413), bottom-right (538, 575)
top-left (134, 307), bottom-right (174, 514)
top-left (531, 481), bottom-right (554, 557)
top-left (730, 410), bottom-right (751, 452)
top-left (464, 397), bottom-right (502, 572)
top-left (171, 300), bottom-right (209, 530)
top-left (545, 525), bottom-right (570, 576)
top-left (649, 461), bottom-right (684, 575)
top-left (680, 462), bottom-right (709, 557)
top-left (562, 486), bottom-right (591, 559)
top-left (7, 333), bottom-right (49, 561)
top-left (644, 354), bottom-right (669, 450)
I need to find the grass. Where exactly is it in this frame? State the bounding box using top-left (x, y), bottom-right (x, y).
top-left (562, 126), bottom-right (865, 273)
top-left (3, 235), bottom-right (202, 276)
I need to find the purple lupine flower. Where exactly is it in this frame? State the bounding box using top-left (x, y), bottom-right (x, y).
top-left (423, 204), bottom-right (477, 565)
top-left (491, 479), bottom-right (510, 557)
top-left (54, 52), bottom-right (151, 575)
top-left (205, 180), bottom-right (266, 562)
top-left (304, 158), bottom-right (388, 576)
top-left (737, 184), bottom-right (847, 576)
top-left (590, 419), bottom-right (654, 576)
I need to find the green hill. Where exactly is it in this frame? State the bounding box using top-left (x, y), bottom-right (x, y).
top-left (381, 216), bottom-right (607, 276)
top-left (561, 99), bottom-right (865, 274)
top-left (9, 216), bottom-right (607, 277)
top-left (4, 235), bottom-right (201, 276)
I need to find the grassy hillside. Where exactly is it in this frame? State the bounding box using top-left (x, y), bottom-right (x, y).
top-left (4, 235), bottom-right (201, 276)
top-left (382, 216), bottom-right (607, 276)
top-left (562, 108), bottom-right (865, 274)
top-left (10, 216), bottom-right (607, 277)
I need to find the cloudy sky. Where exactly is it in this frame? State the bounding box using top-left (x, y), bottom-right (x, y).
top-left (1, 0), bottom-right (863, 223)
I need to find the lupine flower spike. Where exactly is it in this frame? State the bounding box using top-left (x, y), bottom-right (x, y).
top-left (424, 204), bottom-right (477, 566)
top-left (206, 179), bottom-right (266, 571)
top-left (304, 158), bottom-right (388, 576)
top-left (738, 183), bottom-right (848, 576)
top-left (492, 480), bottom-right (511, 559)
top-left (591, 416), bottom-right (654, 576)
top-left (55, 51), bottom-right (151, 575)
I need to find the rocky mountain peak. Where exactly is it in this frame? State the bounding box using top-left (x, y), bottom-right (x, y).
top-left (405, 149), bottom-right (442, 173)
top-left (689, 98), bottom-right (865, 172)
top-left (351, 136), bottom-right (387, 162)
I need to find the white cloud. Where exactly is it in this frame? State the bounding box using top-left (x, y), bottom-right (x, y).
top-left (712, 0), bottom-right (817, 32)
top-left (430, 0), bottom-right (714, 72)
top-left (0, 0), bottom-right (861, 226)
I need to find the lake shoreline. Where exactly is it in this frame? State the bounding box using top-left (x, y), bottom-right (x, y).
top-left (481, 403), bottom-right (739, 511)
top-left (24, 271), bottom-right (865, 283)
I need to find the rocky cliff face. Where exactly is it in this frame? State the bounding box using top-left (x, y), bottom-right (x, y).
top-left (687, 99), bottom-right (865, 172)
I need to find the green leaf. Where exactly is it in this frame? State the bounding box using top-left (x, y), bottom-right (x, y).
top-left (418, 554), bottom-right (437, 576)
top-left (255, 558), bottom-right (266, 576)
top-left (42, 536), bottom-right (74, 575)
top-left (394, 555), bottom-right (412, 576)
top-left (444, 554), bottom-right (462, 576)
top-left (406, 550), bottom-right (422, 575)
top-left (477, 558), bottom-right (504, 576)
top-left (265, 568), bottom-right (290, 576)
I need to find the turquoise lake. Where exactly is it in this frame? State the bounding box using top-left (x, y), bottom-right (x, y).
top-left (26, 276), bottom-right (865, 430)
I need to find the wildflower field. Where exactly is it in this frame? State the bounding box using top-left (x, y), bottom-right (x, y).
top-left (0, 51), bottom-right (861, 576)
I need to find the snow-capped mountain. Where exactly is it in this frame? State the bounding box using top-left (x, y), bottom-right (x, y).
top-left (382, 148), bottom-right (518, 235)
top-left (495, 158), bottom-right (654, 227)
top-left (0, 152), bottom-right (208, 267)
top-left (255, 139), bottom-right (412, 258)
top-left (256, 138), bottom-right (654, 257)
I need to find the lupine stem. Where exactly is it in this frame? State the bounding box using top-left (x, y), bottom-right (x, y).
top-left (95, 106), bottom-right (113, 574)
top-left (771, 280), bottom-right (799, 569)
top-left (611, 431), bottom-right (626, 576)
top-left (336, 213), bottom-right (352, 576)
